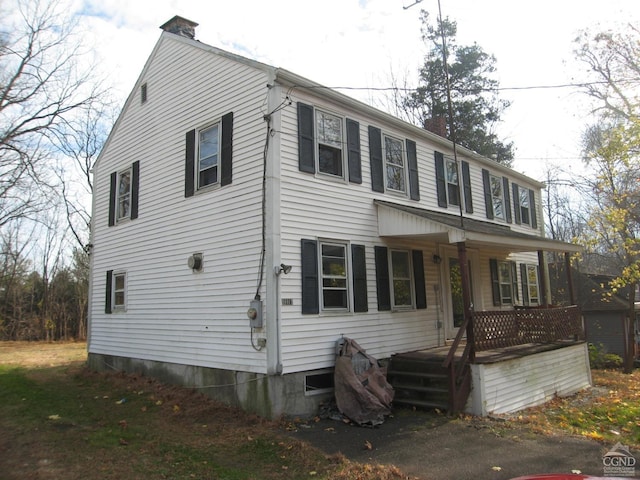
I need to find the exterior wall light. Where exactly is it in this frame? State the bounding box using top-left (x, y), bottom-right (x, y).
top-left (274, 263), bottom-right (292, 276)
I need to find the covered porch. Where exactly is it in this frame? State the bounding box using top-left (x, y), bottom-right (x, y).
top-left (375, 200), bottom-right (588, 414)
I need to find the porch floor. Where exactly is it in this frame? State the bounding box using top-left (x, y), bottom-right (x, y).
top-left (394, 339), bottom-right (586, 365)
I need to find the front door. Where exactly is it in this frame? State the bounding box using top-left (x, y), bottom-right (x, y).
top-left (443, 252), bottom-right (475, 340)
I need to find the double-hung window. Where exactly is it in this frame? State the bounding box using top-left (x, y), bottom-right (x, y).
top-left (198, 123), bottom-right (220, 189)
top-left (301, 239), bottom-right (368, 314)
top-left (106, 270), bottom-right (127, 313)
top-left (320, 242), bottom-right (348, 310)
top-left (445, 158), bottom-right (460, 206)
top-left (116, 168), bottom-right (132, 222)
top-left (390, 250), bottom-right (414, 309)
top-left (316, 110), bottom-right (344, 178)
top-left (108, 161), bottom-right (139, 226)
top-left (519, 188), bottom-right (530, 225)
top-left (521, 263), bottom-right (540, 305)
top-left (384, 134), bottom-right (406, 193)
top-left (490, 259), bottom-right (518, 306)
top-left (490, 174), bottom-right (505, 220)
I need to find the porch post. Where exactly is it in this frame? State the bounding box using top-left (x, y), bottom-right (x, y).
top-left (537, 250), bottom-right (550, 306)
top-left (564, 252), bottom-right (577, 305)
top-left (457, 241), bottom-right (475, 362)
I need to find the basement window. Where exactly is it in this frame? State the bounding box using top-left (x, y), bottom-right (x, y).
top-left (304, 370), bottom-right (334, 396)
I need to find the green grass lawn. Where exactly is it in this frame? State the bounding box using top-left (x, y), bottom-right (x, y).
top-left (0, 343), bottom-right (410, 480)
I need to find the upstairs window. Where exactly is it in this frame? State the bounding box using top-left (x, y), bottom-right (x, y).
top-left (445, 158), bottom-right (460, 206)
top-left (384, 134), bottom-right (406, 193)
top-left (108, 161), bottom-right (139, 226)
top-left (297, 103), bottom-right (362, 183)
top-left (490, 174), bottom-right (505, 220)
top-left (117, 168), bottom-right (132, 221)
top-left (198, 123), bottom-right (220, 189)
top-left (435, 152), bottom-right (472, 212)
top-left (512, 183), bottom-right (538, 228)
top-left (184, 112), bottom-right (233, 197)
top-left (316, 110), bottom-right (344, 178)
top-left (519, 187), bottom-right (530, 225)
top-left (482, 169), bottom-right (512, 222)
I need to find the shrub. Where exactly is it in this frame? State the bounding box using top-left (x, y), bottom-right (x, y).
top-left (588, 343), bottom-right (623, 369)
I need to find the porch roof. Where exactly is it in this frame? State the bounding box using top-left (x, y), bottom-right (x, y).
top-left (374, 200), bottom-right (582, 253)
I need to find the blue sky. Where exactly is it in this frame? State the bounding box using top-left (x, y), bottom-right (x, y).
top-left (63, 0), bottom-right (640, 179)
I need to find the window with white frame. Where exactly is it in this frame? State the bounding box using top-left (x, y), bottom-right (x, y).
top-left (198, 123), bottom-right (220, 189)
top-left (390, 249), bottom-right (414, 308)
top-left (320, 242), bottom-right (349, 310)
top-left (446, 158), bottom-right (460, 206)
top-left (116, 168), bottom-right (132, 221)
top-left (519, 187), bottom-right (531, 225)
top-left (497, 261), bottom-right (514, 304)
top-left (384, 134), bottom-right (406, 193)
top-left (316, 110), bottom-right (344, 177)
top-left (490, 174), bottom-right (505, 220)
top-left (113, 272), bottom-right (126, 310)
top-left (523, 264), bottom-right (540, 305)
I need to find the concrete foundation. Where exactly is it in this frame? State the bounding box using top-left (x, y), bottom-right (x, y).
top-left (87, 353), bottom-right (333, 419)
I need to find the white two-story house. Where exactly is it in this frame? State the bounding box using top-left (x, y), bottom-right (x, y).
top-left (88, 16), bottom-right (590, 419)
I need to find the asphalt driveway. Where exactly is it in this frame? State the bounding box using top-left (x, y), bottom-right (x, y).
top-left (287, 409), bottom-right (639, 479)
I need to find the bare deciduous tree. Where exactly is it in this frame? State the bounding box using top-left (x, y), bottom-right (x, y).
top-left (0, 0), bottom-right (104, 228)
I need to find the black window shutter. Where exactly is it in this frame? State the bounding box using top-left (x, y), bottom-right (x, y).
top-left (461, 161), bottom-right (473, 213)
top-left (412, 250), bottom-right (427, 309)
top-left (105, 270), bottom-right (113, 314)
top-left (368, 126), bottom-right (384, 193)
top-left (220, 111), bottom-right (233, 186)
top-left (489, 259), bottom-right (501, 306)
top-left (131, 161), bottom-right (140, 220)
top-left (435, 151), bottom-right (447, 207)
top-left (297, 103), bottom-right (315, 174)
top-left (374, 246), bottom-right (390, 311)
top-left (512, 183), bottom-right (521, 224)
top-left (108, 172), bottom-right (117, 226)
top-left (511, 261), bottom-right (519, 302)
top-left (185, 129), bottom-right (196, 197)
top-left (503, 177), bottom-right (512, 223)
top-left (529, 189), bottom-right (538, 229)
top-left (351, 244), bottom-right (368, 312)
top-left (301, 239), bottom-right (319, 314)
top-left (520, 263), bottom-right (530, 306)
top-left (346, 118), bottom-right (362, 184)
top-left (482, 169), bottom-right (493, 219)
top-left (406, 139), bottom-right (420, 201)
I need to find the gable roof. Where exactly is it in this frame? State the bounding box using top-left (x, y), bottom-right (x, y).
top-left (95, 24), bottom-right (545, 190)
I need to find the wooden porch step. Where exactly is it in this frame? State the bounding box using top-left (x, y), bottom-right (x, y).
top-left (387, 370), bottom-right (447, 381)
top-left (391, 383), bottom-right (448, 395)
top-left (393, 397), bottom-right (448, 410)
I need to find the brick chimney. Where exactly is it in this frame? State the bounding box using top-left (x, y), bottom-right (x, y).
top-left (160, 16), bottom-right (198, 40)
top-left (424, 116), bottom-right (448, 138)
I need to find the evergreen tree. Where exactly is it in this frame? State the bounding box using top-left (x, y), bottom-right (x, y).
top-left (400, 11), bottom-right (514, 166)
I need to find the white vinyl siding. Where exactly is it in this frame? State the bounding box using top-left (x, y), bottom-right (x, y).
top-left (469, 343), bottom-right (590, 415)
top-left (90, 35), bottom-right (270, 373)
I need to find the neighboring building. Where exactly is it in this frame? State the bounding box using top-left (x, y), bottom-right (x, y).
top-left (87, 17), bottom-right (588, 419)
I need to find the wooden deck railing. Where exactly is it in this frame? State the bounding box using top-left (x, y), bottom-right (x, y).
top-left (472, 305), bottom-right (584, 352)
